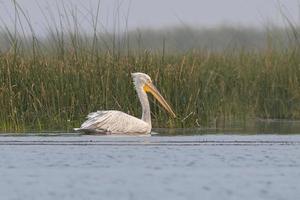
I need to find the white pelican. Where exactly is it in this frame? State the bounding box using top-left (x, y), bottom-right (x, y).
top-left (74, 72), bottom-right (176, 135)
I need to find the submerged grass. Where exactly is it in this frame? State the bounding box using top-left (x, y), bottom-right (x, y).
top-left (0, 1), bottom-right (300, 132)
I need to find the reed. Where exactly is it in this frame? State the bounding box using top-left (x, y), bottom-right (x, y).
top-left (0, 1), bottom-right (300, 132)
top-left (1, 49), bottom-right (300, 132)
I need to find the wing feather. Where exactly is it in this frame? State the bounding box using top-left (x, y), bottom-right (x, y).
top-left (78, 110), bottom-right (151, 134)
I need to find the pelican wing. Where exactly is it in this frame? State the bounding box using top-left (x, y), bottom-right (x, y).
top-left (77, 110), bottom-right (151, 134)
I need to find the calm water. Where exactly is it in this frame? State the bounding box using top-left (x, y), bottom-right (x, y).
top-left (0, 134), bottom-right (300, 200)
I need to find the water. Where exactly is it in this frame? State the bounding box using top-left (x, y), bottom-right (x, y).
top-left (0, 135), bottom-right (300, 200)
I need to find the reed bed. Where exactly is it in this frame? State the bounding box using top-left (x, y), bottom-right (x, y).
top-left (0, 1), bottom-right (300, 132)
top-left (1, 47), bottom-right (300, 132)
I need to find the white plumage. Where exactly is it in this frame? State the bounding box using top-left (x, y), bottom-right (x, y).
top-left (74, 72), bottom-right (176, 135)
top-left (75, 110), bottom-right (150, 134)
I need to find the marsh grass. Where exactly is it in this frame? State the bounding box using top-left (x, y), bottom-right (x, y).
top-left (0, 1), bottom-right (300, 132)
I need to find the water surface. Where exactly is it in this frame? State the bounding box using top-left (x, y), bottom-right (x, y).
top-left (0, 135), bottom-right (300, 200)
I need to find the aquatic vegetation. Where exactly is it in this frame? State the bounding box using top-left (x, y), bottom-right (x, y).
top-left (1, 47), bottom-right (300, 132)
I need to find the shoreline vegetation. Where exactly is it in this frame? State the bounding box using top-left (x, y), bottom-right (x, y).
top-left (0, 1), bottom-right (300, 132)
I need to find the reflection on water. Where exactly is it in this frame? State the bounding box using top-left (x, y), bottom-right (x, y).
top-left (1, 119), bottom-right (300, 136)
top-left (1, 120), bottom-right (300, 200)
top-left (154, 119), bottom-right (300, 135)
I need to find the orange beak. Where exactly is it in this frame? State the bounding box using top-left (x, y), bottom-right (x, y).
top-left (144, 82), bottom-right (176, 118)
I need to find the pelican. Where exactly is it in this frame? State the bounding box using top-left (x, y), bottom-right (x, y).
top-left (74, 72), bottom-right (176, 135)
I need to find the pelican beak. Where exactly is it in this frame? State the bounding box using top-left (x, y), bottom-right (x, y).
top-left (144, 82), bottom-right (176, 118)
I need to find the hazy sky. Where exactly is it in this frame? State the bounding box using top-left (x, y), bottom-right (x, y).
top-left (0, 0), bottom-right (299, 35)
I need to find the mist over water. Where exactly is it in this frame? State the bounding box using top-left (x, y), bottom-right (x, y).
top-left (0, 0), bottom-right (299, 33)
top-left (0, 0), bottom-right (299, 53)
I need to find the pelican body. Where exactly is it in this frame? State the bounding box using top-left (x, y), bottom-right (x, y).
top-left (74, 72), bottom-right (176, 135)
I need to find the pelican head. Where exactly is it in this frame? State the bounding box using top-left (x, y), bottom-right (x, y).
top-left (131, 72), bottom-right (176, 118)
